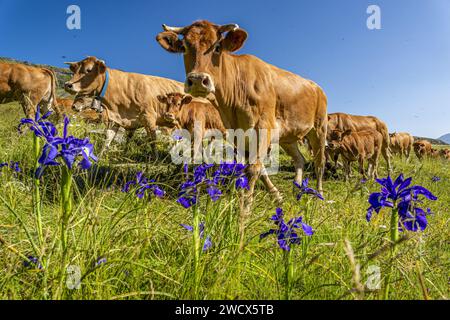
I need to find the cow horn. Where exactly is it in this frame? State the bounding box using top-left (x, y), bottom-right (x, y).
top-left (162, 24), bottom-right (186, 34)
top-left (64, 61), bottom-right (76, 65)
top-left (218, 24), bottom-right (239, 33)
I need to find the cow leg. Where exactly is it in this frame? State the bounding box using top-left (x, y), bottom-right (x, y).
top-left (382, 145), bottom-right (392, 175)
top-left (343, 160), bottom-right (351, 181)
top-left (281, 142), bottom-right (306, 185)
top-left (260, 166), bottom-right (283, 204)
top-left (125, 129), bottom-right (136, 144)
top-left (359, 158), bottom-right (366, 180)
top-left (100, 124), bottom-right (120, 155)
top-left (144, 126), bottom-right (159, 159)
top-left (306, 127), bottom-right (326, 194)
top-left (239, 161), bottom-right (261, 250)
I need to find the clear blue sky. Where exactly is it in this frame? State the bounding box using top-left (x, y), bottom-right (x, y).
top-left (1, 0), bottom-right (449, 138)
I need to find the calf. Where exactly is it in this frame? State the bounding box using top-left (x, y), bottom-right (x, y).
top-left (0, 62), bottom-right (56, 117)
top-left (440, 149), bottom-right (450, 161)
top-left (389, 132), bottom-right (414, 159)
top-left (327, 129), bottom-right (383, 181)
top-left (157, 93), bottom-right (227, 161)
top-left (413, 140), bottom-right (432, 160)
top-left (327, 113), bottom-right (391, 173)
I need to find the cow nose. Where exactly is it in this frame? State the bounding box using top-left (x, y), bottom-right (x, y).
top-left (185, 72), bottom-right (214, 96)
top-left (65, 82), bottom-right (73, 90)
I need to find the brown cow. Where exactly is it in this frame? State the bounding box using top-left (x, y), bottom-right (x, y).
top-left (440, 149), bottom-right (450, 160)
top-left (70, 94), bottom-right (137, 148)
top-left (156, 21), bottom-right (328, 218)
top-left (63, 56), bottom-right (183, 154)
top-left (0, 62), bottom-right (56, 117)
top-left (430, 148), bottom-right (440, 159)
top-left (328, 129), bottom-right (382, 181)
top-left (389, 132), bottom-right (414, 159)
top-left (327, 113), bottom-right (391, 173)
top-left (413, 140), bottom-right (432, 160)
top-left (158, 92), bottom-right (228, 162)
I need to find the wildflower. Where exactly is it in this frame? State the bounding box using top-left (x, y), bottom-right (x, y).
top-left (293, 178), bottom-right (324, 201)
top-left (180, 222), bottom-right (212, 251)
top-left (431, 176), bottom-right (440, 183)
top-left (0, 161), bottom-right (20, 173)
top-left (22, 115), bottom-right (98, 178)
top-left (95, 257), bottom-right (107, 266)
top-left (260, 208), bottom-right (314, 251)
top-left (122, 171), bottom-right (165, 199)
top-left (177, 180), bottom-right (197, 208)
top-left (23, 255), bottom-right (43, 270)
top-left (366, 174), bottom-right (437, 232)
top-left (18, 105), bottom-right (56, 141)
top-left (206, 184), bottom-right (222, 201)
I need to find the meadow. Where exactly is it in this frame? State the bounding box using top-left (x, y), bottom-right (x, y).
top-left (0, 101), bottom-right (448, 300)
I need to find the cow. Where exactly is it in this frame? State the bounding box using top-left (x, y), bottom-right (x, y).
top-left (157, 92), bottom-right (227, 158)
top-left (389, 132), bottom-right (414, 159)
top-left (430, 148), bottom-right (440, 159)
top-left (0, 62), bottom-right (56, 117)
top-left (156, 21), bottom-right (328, 222)
top-left (63, 56), bottom-right (183, 155)
top-left (327, 113), bottom-right (391, 173)
top-left (327, 129), bottom-right (382, 181)
top-left (440, 149), bottom-right (450, 160)
top-left (70, 94), bottom-right (137, 149)
top-left (413, 140), bottom-right (432, 160)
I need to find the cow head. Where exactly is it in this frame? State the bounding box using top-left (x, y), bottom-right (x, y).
top-left (64, 56), bottom-right (107, 95)
top-left (156, 20), bottom-right (248, 97)
top-left (157, 92), bottom-right (192, 123)
top-left (413, 141), bottom-right (428, 156)
top-left (328, 129), bottom-right (352, 150)
top-left (72, 94), bottom-right (93, 112)
top-left (389, 132), bottom-right (397, 138)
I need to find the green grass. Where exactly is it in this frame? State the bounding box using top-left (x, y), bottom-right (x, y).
top-left (0, 102), bottom-right (448, 300)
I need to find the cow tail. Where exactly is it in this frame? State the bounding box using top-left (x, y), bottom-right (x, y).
top-left (42, 68), bottom-right (57, 108)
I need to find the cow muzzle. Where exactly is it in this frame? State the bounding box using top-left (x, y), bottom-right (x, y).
top-left (185, 72), bottom-right (215, 97)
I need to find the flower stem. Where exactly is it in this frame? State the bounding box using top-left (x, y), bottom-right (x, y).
top-left (32, 135), bottom-right (43, 247)
top-left (192, 205), bottom-right (201, 298)
top-left (58, 166), bottom-right (73, 298)
top-left (383, 208), bottom-right (399, 300)
top-left (283, 249), bottom-right (294, 300)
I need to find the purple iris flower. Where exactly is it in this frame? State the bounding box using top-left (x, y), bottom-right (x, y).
top-left (0, 161), bottom-right (21, 173)
top-left (180, 222), bottom-right (212, 251)
top-left (213, 161), bottom-right (249, 190)
top-left (431, 176), bottom-right (440, 183)
top-left (294, 179), bottom-right (324, 201)
top-left (260, 208), bottom-right (314, 251)
top-left (95, 257), bottom-right (107, 266)
top-left (18, 105), bottom-right (56, 142)
top-left (177, 180), bottom-right (198, 208)
top-left (23, 255), bottom-right (43, 270)
top-left (20, 114), bottom-right (98, 178)
top-left (122, 171), bottom-right (165, 199)
top-left (366, 174), bottom-right (437, 232)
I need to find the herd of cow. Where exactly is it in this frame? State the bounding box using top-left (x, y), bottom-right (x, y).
top-left (1, 20), bottom-right (449, 209)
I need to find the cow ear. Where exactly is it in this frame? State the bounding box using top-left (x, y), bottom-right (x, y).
top-left (222, 29), bottom-right (248, 52)
top-left (342, 129), bottom-right (352, 138)
top-left (97, 60), bottom-right (107, 73)
top-left (157, 95), bottom-right (167, 103)
top-left (181, 95), bottom-right (193, 106)
top-left (156, 31), bottom-right (184, 53)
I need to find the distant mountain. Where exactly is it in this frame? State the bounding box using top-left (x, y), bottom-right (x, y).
top-left (438, 133), bottom-right (450, 144)
top-left (414, 136), bottom-right (448, 146)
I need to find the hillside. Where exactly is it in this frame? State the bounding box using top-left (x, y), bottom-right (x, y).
top-left (438, 133), bottom-right (450, 144)
top-left (413, 136), bottom-right (448, 146)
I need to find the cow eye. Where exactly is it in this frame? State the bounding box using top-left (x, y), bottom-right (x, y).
top-left (214, 44), bottom-right (221, 54)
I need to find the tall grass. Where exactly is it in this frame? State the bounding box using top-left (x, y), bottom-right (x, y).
top-left (0, 102), bottom-right (448, 300)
